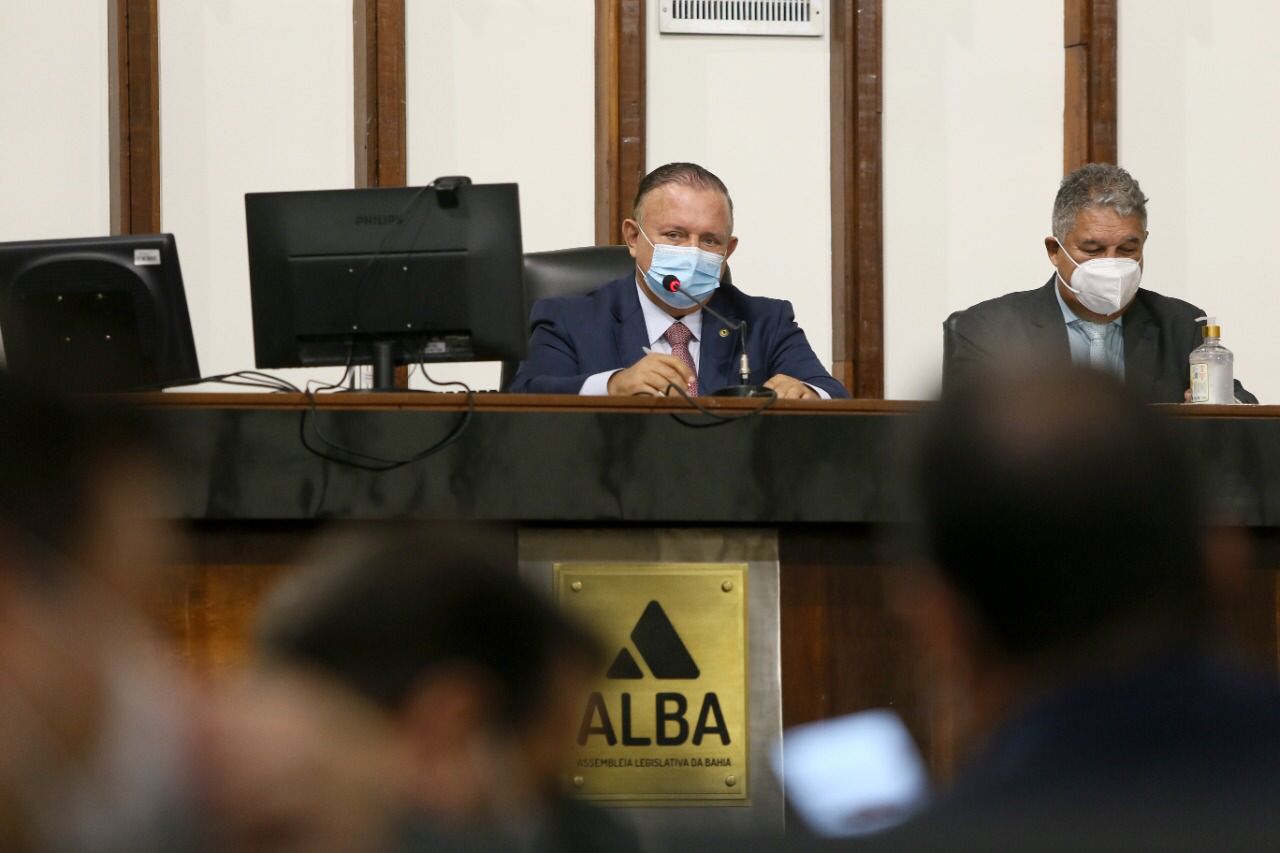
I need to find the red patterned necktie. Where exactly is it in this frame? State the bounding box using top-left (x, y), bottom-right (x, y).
top-left (664, 321), bottom-right (699, 396)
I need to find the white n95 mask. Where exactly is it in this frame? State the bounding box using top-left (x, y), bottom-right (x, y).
top-left (1054, 242), bottom-right (1142, 316)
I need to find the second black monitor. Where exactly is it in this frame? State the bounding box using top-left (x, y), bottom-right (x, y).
top-left (245, 179), bottom-right (525, 390)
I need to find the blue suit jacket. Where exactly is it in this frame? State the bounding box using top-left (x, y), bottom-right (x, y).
top-left (510, 276), bottom-right (848, 398)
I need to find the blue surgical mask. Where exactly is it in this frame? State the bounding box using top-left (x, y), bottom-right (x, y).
top-left (637, 227), bottom-right (724, 309)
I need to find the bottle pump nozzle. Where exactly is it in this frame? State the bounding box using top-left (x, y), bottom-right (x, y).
top-left (1195, 316), bottom-right (1221, 338)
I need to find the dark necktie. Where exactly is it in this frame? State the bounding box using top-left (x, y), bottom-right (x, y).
top-left (664, 321), bottom-right (698, 396)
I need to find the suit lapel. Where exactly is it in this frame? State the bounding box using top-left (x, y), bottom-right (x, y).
top-left (613, 277), bottom-right (651, 365)
top-left (1122, 293), bottom-right (1160, 398)
top-left (698, 289), bottom-right (740, 392)
top-left (1030, 278), bottom-right (1073, 365)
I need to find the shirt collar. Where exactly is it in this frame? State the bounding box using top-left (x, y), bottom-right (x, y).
top-left (635, 279), bottom-right (702, 346)
top-left (1054, 279), bottom-right (1122, 329)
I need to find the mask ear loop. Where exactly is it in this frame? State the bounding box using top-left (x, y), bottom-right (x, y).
top-left (634, 224), bottom-right (654, 282)
top-left (1052, 238), bottom-right (1082, 294)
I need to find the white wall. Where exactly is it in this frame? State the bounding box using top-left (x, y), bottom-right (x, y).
top-left (882, 0), bottom-right (1063, 400)
top-left (159, 0), bottom-right (354, 388)
top-left (1119, 0), bottom-right (1279, 404)
top-left (646, 6), bottom-right (833, 373)
top-left (405, 0), bottom-right (595, 390)
top-left (0, 2), bottom-right (111, 363)
top-left (13, 2), bottom-right (1279, 402)
top-left (0, 2), bottom-right (110, 241)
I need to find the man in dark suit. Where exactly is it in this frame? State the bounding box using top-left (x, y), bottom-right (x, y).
top-left (879, 369), bottom-right (1280, 848)
top-left (510, 162), bottom-right (847, 399)
top-left (944, 163), bottom-right (1256, 403)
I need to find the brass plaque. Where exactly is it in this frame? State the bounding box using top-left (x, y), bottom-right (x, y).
top-left (556, 562), bottom-right (748, 805)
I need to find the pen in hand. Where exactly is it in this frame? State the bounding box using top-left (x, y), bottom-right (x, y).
top-left (641, 346), bottom-right (695, 395)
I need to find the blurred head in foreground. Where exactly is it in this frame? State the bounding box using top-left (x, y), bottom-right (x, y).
top-left (882, 367), bottom-right (1280, 844)
top-left (908, 367), bottom-right (1209, 730)
top-left (0, 376), bottom-right (189, 851)
top-left (256, 533), bottom-right (602, 833)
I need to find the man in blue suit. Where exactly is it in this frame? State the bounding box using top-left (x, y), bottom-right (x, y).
top-left (510, 163), bottom-right (847, 399)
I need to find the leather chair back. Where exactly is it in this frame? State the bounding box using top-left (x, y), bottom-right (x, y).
top-left (524, 245), bottom-right (636, 304)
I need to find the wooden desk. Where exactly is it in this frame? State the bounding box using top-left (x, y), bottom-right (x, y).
top-left (138, 393), bottom-right (1280, 779)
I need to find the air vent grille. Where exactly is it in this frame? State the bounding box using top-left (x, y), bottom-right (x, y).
top-left (660, 0), bottom-right (824, 36)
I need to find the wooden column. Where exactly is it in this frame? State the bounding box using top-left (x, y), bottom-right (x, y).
top-left (1064, 0), bottom-right (1118, 172)
top-left (354, 0), bottom-right (409, 386)
top-left (595, 0), bottom-right (646, 245)
top-left (830, 0), bottom-right (884, 399)
top-left (354, 0), bottom-right (407, 188)
top-left (108, 0), bottom-right (161, 235)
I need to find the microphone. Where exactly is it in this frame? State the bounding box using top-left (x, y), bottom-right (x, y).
top-left (659, 275), bottom-right (763, 397)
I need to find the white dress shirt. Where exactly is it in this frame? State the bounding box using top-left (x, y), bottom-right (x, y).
top-left (579, 281), bottom-right (829, 398)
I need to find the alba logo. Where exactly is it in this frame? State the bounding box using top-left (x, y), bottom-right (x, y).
top-left (606, 601), bottom-right (700, 680)
top-left (578, 601), bottom-right (730, 747)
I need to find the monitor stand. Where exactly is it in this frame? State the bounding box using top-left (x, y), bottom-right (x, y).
top-left (341, 339), bottom-right (400, 393)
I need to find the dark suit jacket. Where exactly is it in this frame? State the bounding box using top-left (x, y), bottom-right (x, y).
top-left (865, 656), bottom-right (1280, 850)
top-left (944, 278), bottom-right (1256, 404)
top-left (510, 275), bottom-right (848, 398)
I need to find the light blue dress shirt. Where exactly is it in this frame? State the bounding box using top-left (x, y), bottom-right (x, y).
top-left (1054, 284), bottom-right (1125, 380)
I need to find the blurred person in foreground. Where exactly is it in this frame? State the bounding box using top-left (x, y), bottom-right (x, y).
top-left (0, 376), bottom-right (411, 853)
top-left (256, 533), bottom-right (641, 853)
top-left (0, 377), bottom-right (197, 851)
top-left (877, 368), bottom-right (1280, 849)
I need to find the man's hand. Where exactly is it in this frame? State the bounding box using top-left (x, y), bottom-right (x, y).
top-left (608, 353), bottom-right (696, 396)
top-left (764, 374), bottom-right (818, 400)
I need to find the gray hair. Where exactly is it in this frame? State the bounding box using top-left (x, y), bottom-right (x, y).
top-left (1052, 163), bottom-right (1149, 240)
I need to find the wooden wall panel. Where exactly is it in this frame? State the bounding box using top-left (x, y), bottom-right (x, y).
top-left (779, 527), bottom-right (960, 780)
top-left (1064, 0), bottom-right (1118, 172)
top-left (165, 521), bottom-right (521, 676)
top-left (594, 0), bottom-right (646, 245)
top-left (165, 524), bottom-right (317, 676)
top-left (108, 0), bottom-right (161, 234)
top-left (829, 0), bottom-right (884, 399)
top-left (353, 0), bottom-right (409, 386)
top-left (354, 0), bottom-right (407, 188)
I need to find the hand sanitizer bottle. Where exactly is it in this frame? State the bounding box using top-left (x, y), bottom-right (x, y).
top-left (1189, 316), bottom-right (1234, 404)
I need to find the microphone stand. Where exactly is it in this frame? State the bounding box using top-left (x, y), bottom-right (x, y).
top-left (662, 275), bottom-right (768, 397)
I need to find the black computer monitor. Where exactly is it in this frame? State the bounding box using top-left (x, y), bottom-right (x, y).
top-left (244, 179), bottom-right (525, 391)
top-left (0, 233), bottom-right (201, 392)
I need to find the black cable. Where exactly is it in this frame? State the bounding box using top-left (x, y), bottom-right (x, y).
top-left (295, 179), bottom-right (479, 470)
top-left (304, 346), bottom-right (356, 397)
top-left (349, 184), bottom-right (435, 313)
top-left (663, 381), bottom-right (778, 428)
top-left (298, 395), bottom-right (473, 471)
top-left (321, 184), bottom-right (434, 388)
top-left (298, 361), bottom-right (475, 472)
top-left (139, 370), bottom-right (301, 393)
top-left (416, 367), bottom-right (474, 393)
